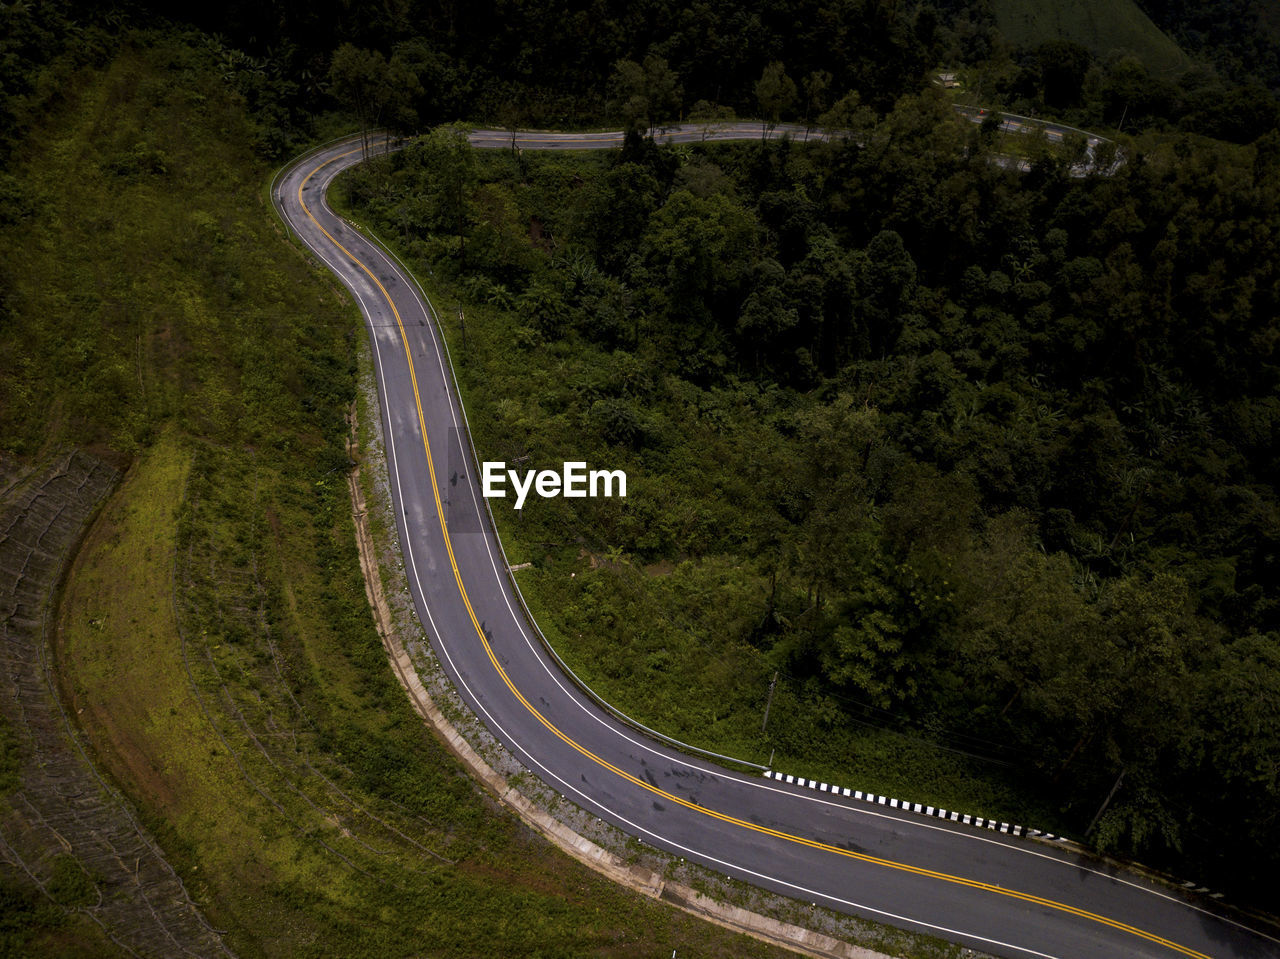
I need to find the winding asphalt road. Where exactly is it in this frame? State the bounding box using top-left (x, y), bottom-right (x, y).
top-left (273, 132), bottom-right (1279, 959)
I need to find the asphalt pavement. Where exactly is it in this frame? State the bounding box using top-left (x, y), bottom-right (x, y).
top-left (273, 133), bottom-right (1279, 959)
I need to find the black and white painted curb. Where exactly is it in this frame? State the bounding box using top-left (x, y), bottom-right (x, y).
top-left (764, 771), bottom-right (1235, 905)
top-left (763, 770), bottom-right (1068, 841)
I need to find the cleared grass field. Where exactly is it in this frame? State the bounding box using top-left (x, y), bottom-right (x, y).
top-left (56, 433), bottom-right (791, 957)
top-left (992, 0), bottom-right (1190, 74)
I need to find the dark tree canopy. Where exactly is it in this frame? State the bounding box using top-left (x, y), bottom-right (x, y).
top-left (7, 0), bottom-right (1280, 917)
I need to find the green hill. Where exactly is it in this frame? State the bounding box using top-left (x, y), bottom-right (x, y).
top-left (993, 0), bottom-right (1191, 74)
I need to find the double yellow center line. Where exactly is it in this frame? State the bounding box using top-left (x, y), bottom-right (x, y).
top-left (293, 145), bottom-right (1211, 959)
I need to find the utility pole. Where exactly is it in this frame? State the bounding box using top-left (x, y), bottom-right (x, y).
top-left (458, 308), bottom-right (467, 352)
top-left (1087, 767), bottom-right (1126, 837)
top-left (761, 671), bottom-right (779, 734)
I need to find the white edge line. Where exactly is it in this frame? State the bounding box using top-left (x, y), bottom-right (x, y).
top-left (283, 143), bottom-right (1280, 952)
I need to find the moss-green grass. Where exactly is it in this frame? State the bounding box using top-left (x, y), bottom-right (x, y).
top-left (0, 716), bottom-right (19, 797)
top-left (17, 31), bottom-right (796, 959)
top-left (57, 436), bottom-right (199, 826)
top-left (0, 868), bottom-right (127, 959)
top-left (992, 0), bottom-right (1190, 74)
top-left (57, 435), bottom-right (790, 958)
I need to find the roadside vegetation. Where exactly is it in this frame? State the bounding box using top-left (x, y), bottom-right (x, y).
top-left (3, 0), bottom-right (1280, 948)
top-left (0, 30), bottom-right (798, 959)
top-left (337, 108), bottom-right (1280, 905)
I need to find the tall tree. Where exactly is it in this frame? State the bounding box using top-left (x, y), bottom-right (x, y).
top-left (801, 69), bottom-right (832, 140)
top-left (756, 60), bottom-right (796, 138)
top-left (412, 124), bottom-right (476, 263)
top-left (609, 54), bottom-right (682, 136)
top-left (818, 90), bottom-right (875, 143)
top-left (328, 43), bottom-right (420, 157)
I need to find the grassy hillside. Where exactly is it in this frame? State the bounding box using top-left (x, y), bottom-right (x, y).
top-left (992, 0), bottom-right (1190, 73)
top-left (0, 32), bottom-right (802, 958)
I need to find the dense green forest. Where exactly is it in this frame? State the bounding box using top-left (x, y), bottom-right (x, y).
top-left (3, 0), bottom-right (1278, 924)
top-left (6, 0), bottom-right (1276, 159)
top-left (338, 109), bottom-right (1280, 901)
top-left (1139, 0), bottom-right (1280, 89)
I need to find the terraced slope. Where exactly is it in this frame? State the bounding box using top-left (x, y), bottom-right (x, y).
top-left (0, 450), bottom-right (232, 958)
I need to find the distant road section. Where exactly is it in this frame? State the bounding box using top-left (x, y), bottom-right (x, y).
top-left (273, 133), bottom-right (1278, 959)
top-left (467, 121), bottom-right (813, 150)
top-left (952, 105), bottom-right (1119, 173)
top-left (470, 110), bottom-right (1117, 174)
